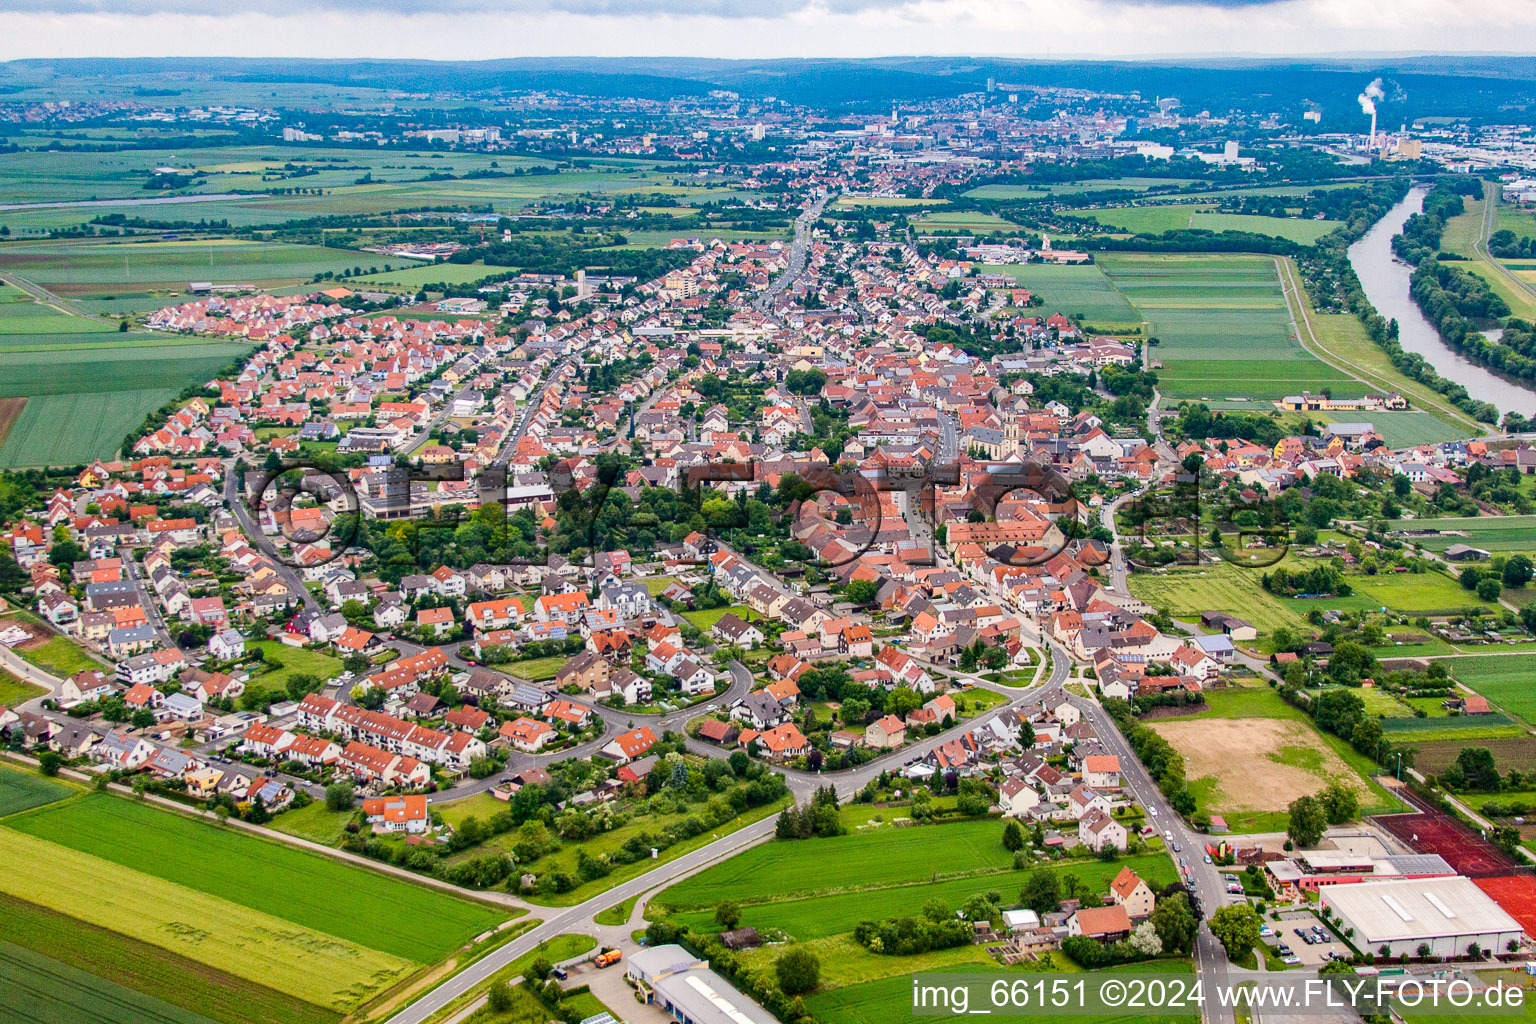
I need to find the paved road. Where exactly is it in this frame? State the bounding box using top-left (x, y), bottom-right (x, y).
top-left (118, 546), bottom-right (178, 648)
top-left (0, 271), bottom-right (117, 325)
top-left (385, 652), bottom-right (1071, 1024)
top-left (752, 193), bottom-right (828, 321)
top-left (222, 462), bottom-right (323, 616)
top-left (492, 355), bottom-right (577, 467)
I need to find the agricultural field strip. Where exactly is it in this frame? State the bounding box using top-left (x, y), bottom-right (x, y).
top-left (0, 828), bottom-right (411, 1011)
top-left (0, 937), bottom-right (219, 1024)
top-left (6, 796), bottom-right (506, 962)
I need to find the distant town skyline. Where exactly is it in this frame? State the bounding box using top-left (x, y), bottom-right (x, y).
top-left (3, 0), bottom-right (1532, 62)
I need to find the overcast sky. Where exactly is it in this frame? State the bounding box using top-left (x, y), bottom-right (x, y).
top-left (4, 0), bottom-right (1534, 62)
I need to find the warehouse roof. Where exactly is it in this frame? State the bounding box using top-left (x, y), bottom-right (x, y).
top-left (1323, 878), bottom-right (1523, 942)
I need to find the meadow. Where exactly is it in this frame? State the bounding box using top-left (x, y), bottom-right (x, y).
top-left (1384, 515), bottom-right (1536, 556)
top-left (6, 795), bottom-right (506, 963)
top-left (1127, 562), bottom-right (1307, 640)
top-left (665, 851), bottom-right (1175, 941)
top-left (0, 893), bottom-right (338, 1024)
top-left (0, 282), bottom-right (117, 336)
top-left (1100, 253), bottom-right (1363, 400)
top-left (351, 262), bottom-right (507, 291)
top-left (1317, 410), bottom-right (1472, 448)
top-left (1443, 654), bottom-right (1536, 726)
top-left (977, 262), bottom-right (1140, 323)
top-left (0, 667), bottom-right (45, 707)
top-left (248, 640), bottom-right (344, 692)
top-left (658, 818), bottom-right (1033, 910)
top-left (806, 961), bottom-right (1198, 1024)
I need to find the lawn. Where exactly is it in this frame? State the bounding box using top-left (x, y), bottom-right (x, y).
top-left (0, 762), bottom-right (72, 818)
top-left (506, 654), bottom-right (568, 682)
top-left (681, 604), bottom-right (755, 630)
top-left (658, 819), bottom-right (1032, 911)
top-left (978, 262), bottom-right (1139, 323)
top-left (1443, 654), bottom-right (1536, 726)
top-left (667, 852), bottom-right (1175, 942)
top-left (1288, 569), bottom-right (1490, 616)
top-left (249, 640), bottom-right (344, 692)
top-left (6, 795), bottom-right (506, 963)
top-left (0, 826), bottom-right (412, 1011)
top-left (806, 960), bottom-right (1197, 1024)
top-left (0, 666), bottom-right (45, 706)
top-left (0, 893), bottom-right (338, 1024)
top-left (1100, 253), bottom-right (1363, 401)
top-left (426, 933), bottom-right (597, 1024)
top-left (268, 799), bottom-right (355, 846)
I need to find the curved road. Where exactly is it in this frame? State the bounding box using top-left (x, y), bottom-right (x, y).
top-left (384, 649), bottom-right (1072, 1024)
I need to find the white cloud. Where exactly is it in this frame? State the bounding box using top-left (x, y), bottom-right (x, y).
top-left (3, 0), bottom-right (1535, 61)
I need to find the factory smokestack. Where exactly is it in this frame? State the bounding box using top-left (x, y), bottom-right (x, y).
top-left (1358, 78), bottom-right (1385, 150)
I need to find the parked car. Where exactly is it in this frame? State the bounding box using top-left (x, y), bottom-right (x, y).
top-left (1282, 955), bottom-right (1302, 966)
top-left (552, 967), bottom-right (568, 980)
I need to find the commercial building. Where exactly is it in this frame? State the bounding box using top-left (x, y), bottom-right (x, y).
top-left (627, 944), bottom-right (778, 1024)
top-left (1320, 877), bottom-right (1524, 958)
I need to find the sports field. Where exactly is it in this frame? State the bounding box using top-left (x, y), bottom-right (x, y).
top-left (1376, 790), bottom-right (1523, 878)
top-left (978, 262), bottom-right (1140, 323)
top-left (1100, 253), bottom-right (1363, 400)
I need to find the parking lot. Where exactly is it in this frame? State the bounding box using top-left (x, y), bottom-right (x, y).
top-left (1268, 910), bottom-right (1350, 967)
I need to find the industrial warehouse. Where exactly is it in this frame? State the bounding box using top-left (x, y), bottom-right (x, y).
top-left (1319, 877), bottom-right (1526, 959)
top-left (626, 944), bottom-right (779, 1024)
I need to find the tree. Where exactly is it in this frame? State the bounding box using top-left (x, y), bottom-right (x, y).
top-left (486, 982), bottom-right (514, 1014)
top-left (1209, 903), bottom-right (1261, 961)
top-left (1002, 820), bottom-right (1025, 852)
top-left (1127, 920), bottom-right (1163, 957)
top-left (1477, 577), bottom-right (1503, 603)
top-left (1455, 747), bottom-right (1501, 791)
top-left (845, 579), bottom-right (879, 605)
top-left (1019, 868), bottom-right (1061, 915)
top-left (325, 782), bottom-right (355, 811)
top-left (714, 899), bottom-right (742, 930)
top-left (1287, 794), bottom-right (1327, 849)
top-left (1150, 892), bottom-right (1197, 955)
top-left (130, 709), bottom-right (155, 731)
top-left (37, 751), bottom-right (61, 776)
top-left (1319, 780), bottom-right (1359, 824)
top-left (775, 948), bottom-right (820, 995)
top-left (1504, 554), bottom-right (1534, 589)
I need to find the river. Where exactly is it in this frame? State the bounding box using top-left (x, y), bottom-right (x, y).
top-left (1348, 187), bottom-right (1536, 419)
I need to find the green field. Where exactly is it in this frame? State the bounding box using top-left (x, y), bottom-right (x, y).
top-left (1100, 253), bottom-right (1362, 400)
top-left (1287, 569), bottom-right (1492, 616)
top-left (661, 819), bottom-right (1042, 910)
top-left (1444, 654), bottom-right (1536, 726)
top-left (913, 210), bottom-right (1015, 232)
top-left (1085, 204), bottom-right (1215, 235)
top-left (0, 616), bottom-right (108, 675)
top-left (1317, 410), bottom-right (1473, 448)
top-left (6, 795), bottom-right (505, 964)
top-left (978, 262), bottom-right (1140, 323)
top-left (351, 262), bottom-right (507, 291)
top-left (0, 764), bottom-right (71, 818)
top-left (1128, 562), bottom-right (1306, 640)
top-left (0, 238), bottom-right (378, 298)
top-left (0, 339), bottom-right (248, 466)
top-left (681, 604), bottom-right (755, 630)
top-left (0, 668), bottom-right (45, 707)
top-left (667, 852), bottom-right (1175, 942)
top-left (1385, 515), bottom-right (1536, 557)
top-left (807, 961), bottom-right (1197, 1024)
top-left (0, 893), bottom-right (337, 1024)
top-left (0, 282), bottom-right (118, 336)
top-left (248, 641), bottom-right (344, 692)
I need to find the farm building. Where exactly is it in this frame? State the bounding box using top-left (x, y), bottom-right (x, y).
top-left (627, 944), bottom-right (777, 1024)
top-left (1320, 877), bottom-right (1524, 958)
